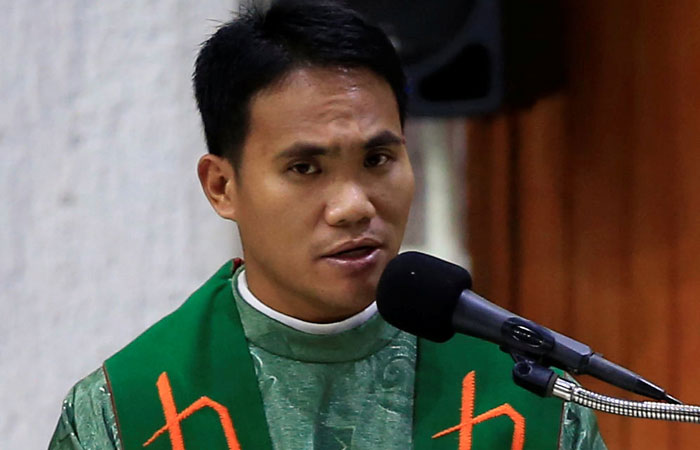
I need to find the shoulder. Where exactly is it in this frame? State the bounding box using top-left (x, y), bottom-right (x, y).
top-left (49, 367), bottom-right (122, 450)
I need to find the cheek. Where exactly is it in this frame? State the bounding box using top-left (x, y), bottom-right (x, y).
top-left (376, 168), bottom-right (415, 225)
top-left (244, 180), bottom-right (322, 236)
top-left (391, 164), bottom-right (416, 211)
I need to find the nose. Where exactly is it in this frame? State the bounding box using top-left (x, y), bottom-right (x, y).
top-left (324, 181), bottom-right (376, 227)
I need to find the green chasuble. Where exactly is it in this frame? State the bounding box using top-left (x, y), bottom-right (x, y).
top-left (232, 273), bottom-right (417, 449)
top-left (49, 261), bottom-right (607, 450)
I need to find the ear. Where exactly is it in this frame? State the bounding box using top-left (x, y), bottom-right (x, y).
top-left (197, 154), bottom-right (239, 221)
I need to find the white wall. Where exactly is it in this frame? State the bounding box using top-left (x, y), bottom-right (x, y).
top-left (0, 1), bottom-right (241, 448)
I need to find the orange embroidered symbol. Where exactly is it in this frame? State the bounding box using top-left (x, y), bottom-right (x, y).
top-left (143, 372), bottom-right (241, 450)
top-left (432, 371), bottom-right (525, 450)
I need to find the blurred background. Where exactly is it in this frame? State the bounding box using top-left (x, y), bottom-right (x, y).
top-left (2, 0), bottom-right (700, 448)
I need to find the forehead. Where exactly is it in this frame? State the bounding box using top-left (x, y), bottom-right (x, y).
top-left (244, 66), bottom-right (401, 156)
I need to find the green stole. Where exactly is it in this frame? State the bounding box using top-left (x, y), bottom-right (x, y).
top-left (104, 261), bottom-right (563, 450)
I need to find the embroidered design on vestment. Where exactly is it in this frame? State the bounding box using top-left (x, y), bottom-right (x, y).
top-left (432, 371), bottom-right (526, 450)
top-left (143, 372), bottom-right (242, 450)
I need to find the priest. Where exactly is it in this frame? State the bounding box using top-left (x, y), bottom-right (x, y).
top-left (49, 1), bottom-right (606, 448)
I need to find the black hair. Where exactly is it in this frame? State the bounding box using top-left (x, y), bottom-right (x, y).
top-left (193, 0), bottom-right (406, 169)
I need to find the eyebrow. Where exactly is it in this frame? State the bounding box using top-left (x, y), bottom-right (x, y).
top-left (275, 130), bottom-right (405, 161)
top-left (365, 130), bottom-right (405, 149)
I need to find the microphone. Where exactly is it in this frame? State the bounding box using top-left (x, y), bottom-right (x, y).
top-left (376, 251), bottom-right (679, 403)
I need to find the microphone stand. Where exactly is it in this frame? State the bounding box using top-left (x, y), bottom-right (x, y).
top-left (509, 353), bottom-right (700, 423)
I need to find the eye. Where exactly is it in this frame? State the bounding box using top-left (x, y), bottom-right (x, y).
top-left (289, 162), bottom-right (320, 175)
top-left (364, 152), bottom-right (391, 168)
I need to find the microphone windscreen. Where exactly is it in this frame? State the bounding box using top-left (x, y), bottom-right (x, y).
top-left (376, 251), bottom-right (472, 342)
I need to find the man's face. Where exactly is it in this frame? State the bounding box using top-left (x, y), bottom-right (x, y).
top-left (230, 66), bottom-right (414, 322)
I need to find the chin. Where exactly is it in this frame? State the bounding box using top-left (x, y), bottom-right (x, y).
top-left (326, 298), bottom-right (375, 321)
top-left (338, 286), bottom-right (377, 311)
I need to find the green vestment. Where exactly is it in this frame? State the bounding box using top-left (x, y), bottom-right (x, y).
top-left (49, 261), bottom-right (607, 450)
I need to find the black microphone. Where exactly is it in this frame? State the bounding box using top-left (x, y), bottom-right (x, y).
top-left (376, 251), bottom-right (679, 403)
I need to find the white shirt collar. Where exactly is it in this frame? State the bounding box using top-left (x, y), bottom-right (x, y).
top-left (236, 269), bottom-right (378, 335)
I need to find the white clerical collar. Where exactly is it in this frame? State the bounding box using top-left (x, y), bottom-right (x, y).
top-left (236, 269), bottom-right (378, 335)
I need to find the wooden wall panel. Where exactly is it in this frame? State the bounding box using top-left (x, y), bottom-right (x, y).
top-left (466, 1), bottom-right (700, 448)
top-left (516, 97), bottom-right (570, 333)
top-left (667, 1), bottom-right (700, 448)
top-left (466, 116), bottom-right (518, 311)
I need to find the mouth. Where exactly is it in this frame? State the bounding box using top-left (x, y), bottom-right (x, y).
top-left (327, 245), bottom-right (378, 259)
top-left (321, 239), bottom-right (383, 273)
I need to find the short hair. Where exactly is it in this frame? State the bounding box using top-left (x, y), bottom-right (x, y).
top-left (193, 0), bottom-right (406, 169)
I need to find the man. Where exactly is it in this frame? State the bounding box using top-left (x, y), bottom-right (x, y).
top-left (49, 1), bottom-right (606, 449)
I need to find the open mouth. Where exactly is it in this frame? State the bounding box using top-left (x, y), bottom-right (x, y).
top-left (329, 246), bottom-right (377, 259)
top-left (322, 242), bottom-right (382, 273)
top-left (321, 237), bottom-right (384, 272)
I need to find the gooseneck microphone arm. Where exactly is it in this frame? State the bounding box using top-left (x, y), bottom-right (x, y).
top-left (509, 357), bottom-right (700, 423)
top-left (551, 377), bottom-right (700, 424)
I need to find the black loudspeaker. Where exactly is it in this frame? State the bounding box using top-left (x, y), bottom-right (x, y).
top-left (351, 0), bottom-right (565, 117)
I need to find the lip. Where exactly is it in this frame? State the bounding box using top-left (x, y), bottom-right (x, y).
top-left (323, 237), bottom-right (383, 257)
top-left (321, 238), bottom-right (384, 273)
